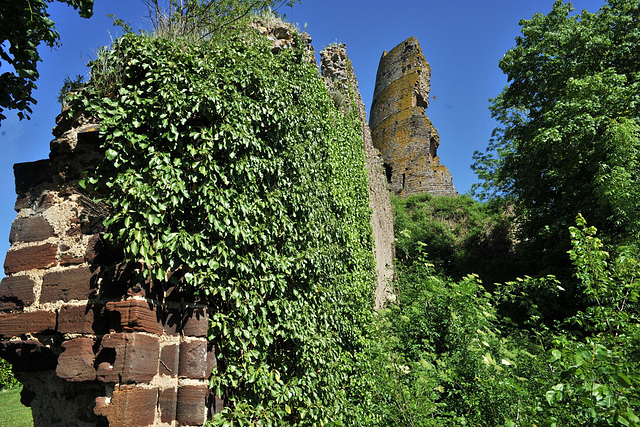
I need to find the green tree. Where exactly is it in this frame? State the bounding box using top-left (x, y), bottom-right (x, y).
top-left (0, 0), bottom-right (94, 124)
top-left (472, 0), bottom-right (640, 270)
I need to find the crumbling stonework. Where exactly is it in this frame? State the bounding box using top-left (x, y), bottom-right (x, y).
top-left (370, 37), bottom-right (457, 198)
top-left (0, 115), bottom-right (222, 426)
top-left (320, 44), bottom-right (395, 308)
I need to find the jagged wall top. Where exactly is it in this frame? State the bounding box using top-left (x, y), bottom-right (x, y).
top-left (369, 37), bottom-right (457, 197)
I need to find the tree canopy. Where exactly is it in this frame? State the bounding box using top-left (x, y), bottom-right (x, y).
top-left (0, 0), bottom-right (94, 124)
top-left (472, 0), bottom-right (640, 269)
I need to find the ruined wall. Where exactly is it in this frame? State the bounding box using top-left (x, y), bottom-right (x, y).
top-left (370, 37), bottom-right (457, 198)
top-left (0, 115), bottom-right (222, 426)
top-left (320, 44), bottom-right (395, 308)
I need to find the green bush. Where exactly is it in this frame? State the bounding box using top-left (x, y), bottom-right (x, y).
top-left (393, 193), bottom-right (520, 283)
top-left (0, 359), bottom-right (18, 391)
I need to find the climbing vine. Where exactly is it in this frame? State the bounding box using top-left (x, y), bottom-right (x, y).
top-left (74, 28), bottom-right (375, 424)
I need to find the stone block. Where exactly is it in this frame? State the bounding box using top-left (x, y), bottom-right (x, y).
top-left (0, 311), bottom-right (56, 337)
top-left (94, 385), bottom-right (158, 426)
top-left (0, 275), bottom-right (36, 310)
top-left (9, 216), bottom-right (55, 244)
top-left (0, 339), bottom-right (58, 371)
top-left (179, 339), bottom-right (207, 379)
top-left (207, 343), bottom-right (217, 373)
top-left (40, 266), bottom-right (94, 303)
top-left (176, 384), bottom-right (208, 426)
top-left (105, 300), bottom-right (162, 334)
top-left (159, 344), bottom-right (179, 376)
top-left (182, 308), bottom-right (208, 337)
top-left (56, 337), bottom-right (96, 382)
top-left (58, 304), bottom-right (106, 334)
top-left (96, 333), bottom-right (159, 383)
top-left (4, 243), bottom-right (57, 275)
top-left (207, 391), bottom-right (225, 416)
top-left (14, 159), bottom-right (52, 195)
top-left (159, 387), bottom-right (178, 423)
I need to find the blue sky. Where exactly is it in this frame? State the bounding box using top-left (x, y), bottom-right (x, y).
top-left (0, 0), bottom-right (606, 275)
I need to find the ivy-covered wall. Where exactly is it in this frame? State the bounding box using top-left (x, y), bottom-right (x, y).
top-left (0, 20), bottom-right (384, 426)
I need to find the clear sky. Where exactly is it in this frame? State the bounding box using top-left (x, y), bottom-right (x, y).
top-left (0, 0), bottom-right (606, 276)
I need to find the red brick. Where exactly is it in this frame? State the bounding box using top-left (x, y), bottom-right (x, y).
top-left (40, 266), bottom-right (94, 303)
top-left (159, 387), bottom-right (177, 423)
top-left (179, 339), bottom-right (207, 379)
top-left (4, 243), bottom-right (57, 274)
top-left (0, 275), bottom-right (36, 310)
top-left (58, 304), bottom-right (106, 334)
top-left (176, 384), bottom-right (208, 426)
top-left (9, 216), bottom-right (55, 244)
top-left (94, 385), bottom-right (158, 426)
top-left (106, 300), bottom-right (162, 334)
top-left (207, 391), bottom-right (225, 416)
top-left (56, 337), bottom-right (96, 382)
top-left (0, 311), bottom-right (56, 337)
top-left (96, 333), bottom-right (159, 383)
top-left (160, 344), bottom-right (179, 376)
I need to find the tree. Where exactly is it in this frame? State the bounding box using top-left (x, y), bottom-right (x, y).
top-left (0, 0), bottom-right (94, 124)
top-left (472, 0), bottom-right (640, 270)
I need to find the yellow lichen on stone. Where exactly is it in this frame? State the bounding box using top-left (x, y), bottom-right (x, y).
top-left (369, 37), bottom-right (457, 197)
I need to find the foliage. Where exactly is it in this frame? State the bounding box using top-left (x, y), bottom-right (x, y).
top-left (472, 0), bottom-right (640, 271)
top-left (74, 26), bottom-right (375, 424)
top-left (0, 359), bottom-right (18, 391)
top-left (393, 193), bottom-right (518, 283)
top-left (141, 0), bottom-right (299, 41)
top-left (0, 0), bottom-right (93, 124)
top-left (541, 216), bottom-right (640, 426)
top-left (352, 248), bottom-right (546, 426)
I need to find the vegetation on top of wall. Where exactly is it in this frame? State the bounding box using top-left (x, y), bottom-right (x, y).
top-left (72, 17), bottom-right (375, 424)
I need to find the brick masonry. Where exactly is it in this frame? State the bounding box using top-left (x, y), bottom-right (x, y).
top-left (0, 115), bottom-right (221, 426)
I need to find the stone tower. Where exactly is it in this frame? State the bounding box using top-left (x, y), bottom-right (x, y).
top-left (370, 37), bottom-right (457, 197)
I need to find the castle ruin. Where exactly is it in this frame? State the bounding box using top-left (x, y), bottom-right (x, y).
top-left (370, 37), bottom-right (458, 197)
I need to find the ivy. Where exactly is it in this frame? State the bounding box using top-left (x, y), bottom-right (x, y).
top-left (75, 29), bottom-right (375, 424)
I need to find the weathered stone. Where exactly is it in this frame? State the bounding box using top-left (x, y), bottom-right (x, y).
top-left (320, 43), bottom-right (396, 308)
top-left (176, 384), bottom-right (208, 426)
top-left (159, 387), bottom-right (178, 423)
top-left (181, 308), bottom-right (208, 337)
top-left (58, 304), bottom-right (105, 334)
top-left (0, 339), bottom-right (58, 371)
top-left (13, 159), bottom-right (52, 195)
top-left (9, 216), bottom-right (55, 244)
top-left (95, 385), bottom-right (158, 426)
top-left (207, 343), bottom-right (217, 373)
top-left (56, 337), bottom-right (96, 382)
top-left (179, 339), bottom-right (207, 379)
top-left (370, 37), bottom-right (457, 198)
top-left (0, 311), bottom-right (56, 337)
top-left (105, 299), bottom-right (163, 334)
top-left (40, 266), bottom-right (94, 303)
top-left (0, 275), bottom-right (36, 310)
top-left (96, 333), bottom-right (159, 383)
top-left (4, 243), bottom-right (57, 274)
top-left (160, 344), bottom-right (179, 376)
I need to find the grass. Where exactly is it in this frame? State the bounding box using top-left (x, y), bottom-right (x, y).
top-left (0, 387), bottom-right (33, 427)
